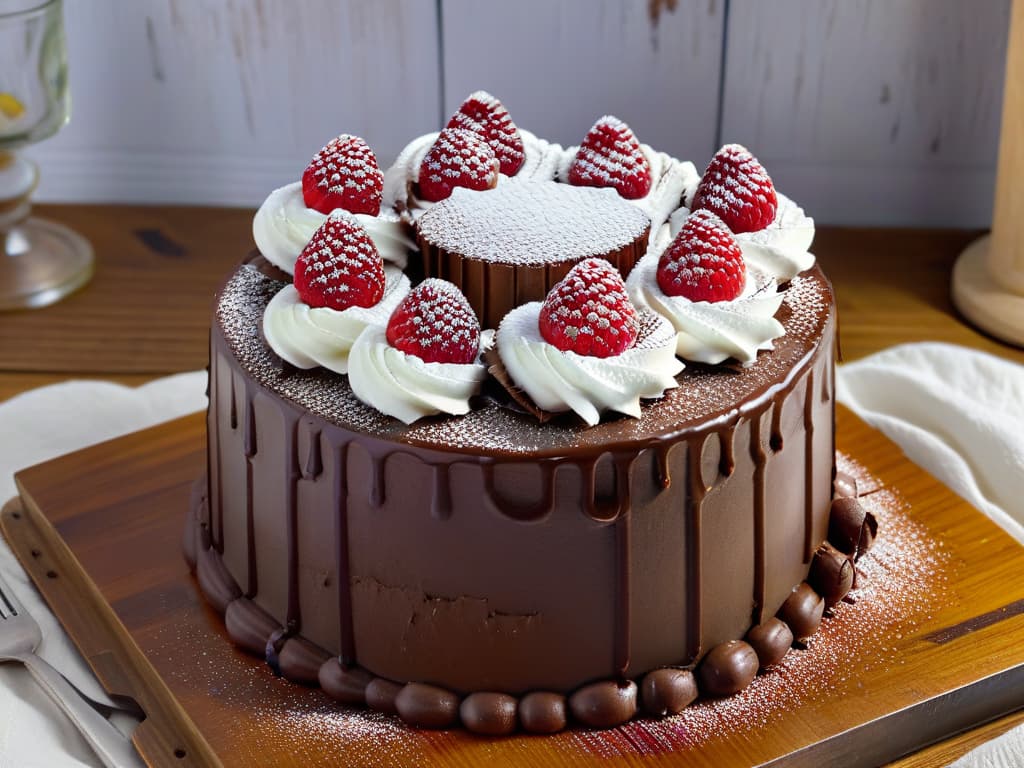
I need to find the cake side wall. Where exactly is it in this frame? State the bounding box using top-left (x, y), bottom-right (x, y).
top-left (204, 302), bottom-right (835, 695)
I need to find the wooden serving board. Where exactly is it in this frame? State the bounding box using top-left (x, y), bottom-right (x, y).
top-left (3, 406), bottom-right (1024, 768)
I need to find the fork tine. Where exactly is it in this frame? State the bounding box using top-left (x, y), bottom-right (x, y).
top-left (0, 574), bottom-right (21, 619)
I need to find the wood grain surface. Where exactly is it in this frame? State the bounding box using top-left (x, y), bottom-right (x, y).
top-left (0, 204), bottom-right (247, 375)
top-left (4, 406), bottom-right (1024, 767)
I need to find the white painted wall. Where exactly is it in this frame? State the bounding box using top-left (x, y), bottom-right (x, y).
top-left (27, 0), bottom-right (441, 206)
top-left (441, 0), bottom-right (723, 169)
top-left (722, 0), bottom-right (1010, 227)
top-left (21, 0), bottom-right (1010, 227)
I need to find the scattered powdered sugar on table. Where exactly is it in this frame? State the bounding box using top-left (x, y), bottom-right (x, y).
top-left (567, 457), bottom-right (951, 756)
top-left (152, 615), bottom-right (444, 764)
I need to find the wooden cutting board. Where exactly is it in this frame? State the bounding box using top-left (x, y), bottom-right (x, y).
top-left (3, 406), bottom-right (1024, 768)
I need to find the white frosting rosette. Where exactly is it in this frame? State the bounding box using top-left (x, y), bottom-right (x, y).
top-left (262, 266), bottom-right (410, 375)
top-left (347, 327), bottom-right (493, 424)
top-left (496, 305), bottom-right (683, 427)
top-left (253, 181), bottom-right (414, 274)
top-left (668, 191), bottom-right (816, 281)
top-left (627, 250), bottom-right (786, 366)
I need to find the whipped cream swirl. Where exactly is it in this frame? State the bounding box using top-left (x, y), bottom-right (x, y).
top-left (253, 181), bottom-right (414, 274)
top-left (348, 327), bottom-right (492, 424)
top-left (262, 266), bottom-right (410, 374)
top-left (496, 305), bottom-right (683, 426)
top-left (628, 251), bottom-right (786, 366)
top-left (669, 191), bottom-right (815, 281)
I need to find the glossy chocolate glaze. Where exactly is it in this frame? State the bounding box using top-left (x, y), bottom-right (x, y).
top-left (745, 617), bottom-right (794, 669)
top-left (200, 257), bottom-right (836, 695)
top-left (698, 640), bottom-right (759, 697)
top-left (640, 668), bottom-right (698, 716)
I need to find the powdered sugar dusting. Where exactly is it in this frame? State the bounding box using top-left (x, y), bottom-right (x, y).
top-left (447, 90), bottom-right (525, 176)
top-left (657, 209), bottom-right (745, 301)
top-left (152, 613), bottom-right (441, 765)
top-left (568, 115), bottom-right (653, 200)
top-left (691, 143), bottom-right (777, 234)
top-left (302, 134), bottom-right (383, 216)
top-left (416, 180), bottom-right (650, 267)
top-left (216, 263), bottom-right (833, 456)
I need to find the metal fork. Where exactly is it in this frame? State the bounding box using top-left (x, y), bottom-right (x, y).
top-left (0, 572), bottom-right (141, 768)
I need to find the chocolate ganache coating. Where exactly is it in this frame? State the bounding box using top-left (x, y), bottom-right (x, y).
top-left (200, 254), bottom-right (835, 696)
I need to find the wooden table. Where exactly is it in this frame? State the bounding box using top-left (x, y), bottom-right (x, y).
top-left (1, 205), bottom-right (1022, 767)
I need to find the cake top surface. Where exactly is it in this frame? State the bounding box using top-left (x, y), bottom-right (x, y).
top-left (216, 258), bottom-right (832, 458)
top-left (416, 180), bottom-right (651, 267)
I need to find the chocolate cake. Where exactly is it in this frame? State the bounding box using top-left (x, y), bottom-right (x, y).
top-left (185, 92), bottom-right (873, 734)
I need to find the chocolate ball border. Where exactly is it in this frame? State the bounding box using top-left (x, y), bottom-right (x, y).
top-left (313, 487), bottom-right (876, 733)
top-left (189, 473), bottom-right (877, 734)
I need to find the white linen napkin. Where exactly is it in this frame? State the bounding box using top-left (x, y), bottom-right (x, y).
top-left (0, 342), bottom-right (1020, 766)
top-left (0, 372), bottom-right (205, 768)
top-left (837, 342), bottom-right (1024, 543)
top-left (837, 342), bottom-right (1024, 768)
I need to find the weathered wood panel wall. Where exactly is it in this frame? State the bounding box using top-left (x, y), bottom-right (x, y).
top-left (23, 0), bottom-right (1011, 226)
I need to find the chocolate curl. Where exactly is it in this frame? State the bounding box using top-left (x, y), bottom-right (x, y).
top-left (808, 541), bottom-right (855, 607)
top-left (834, 470), bottom-right (859, 499)
top-left (828, 497), bottom-right (878, 561)
top-left (483, 347), bottom-right (554, 423)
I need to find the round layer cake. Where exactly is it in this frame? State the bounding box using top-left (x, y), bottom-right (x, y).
top-left (188, 94), bottom-right (842, 732)
top-left (189, 252), bottom-right (835, 694)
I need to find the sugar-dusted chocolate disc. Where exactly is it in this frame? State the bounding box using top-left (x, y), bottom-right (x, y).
top-left (416, 181), bottom-right (650, 328)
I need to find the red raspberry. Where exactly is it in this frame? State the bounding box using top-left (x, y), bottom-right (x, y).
top-left (656, 209), bottom-right (746, 302)
top-left (538, 258), bottom-right (640, 358)
top-left (446, 90), bottom-right (525, 176)
top-left (301, 134), bottom-right (383, 216)
top-left (386, 279), bottom-right (481, 364)
top-left (418, 127), bottom-right (500, 203)
top-left (293, 211), bottom-right (385, 310)
top-left (568, 116), bottom-right (652, 200)
top-left (691, 144), bottom-right (777, 234)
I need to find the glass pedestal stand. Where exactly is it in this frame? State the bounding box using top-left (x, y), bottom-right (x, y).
top-left (0, 151), bottom-right (92, 309)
